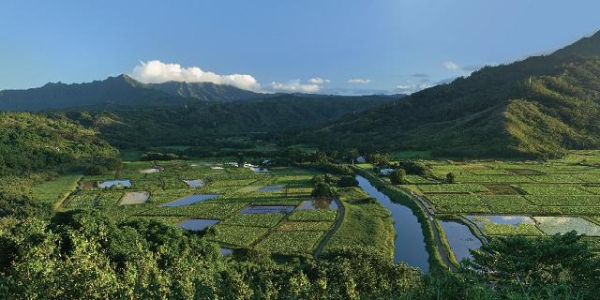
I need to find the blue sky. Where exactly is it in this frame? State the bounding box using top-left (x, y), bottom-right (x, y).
top-left (1, 0), bottom-right (600, 94)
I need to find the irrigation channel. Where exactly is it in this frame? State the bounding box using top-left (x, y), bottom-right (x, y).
top-left (356, 175), bottom-right (430, 271)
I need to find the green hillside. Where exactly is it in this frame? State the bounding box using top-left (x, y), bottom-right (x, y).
top-left (62, 95), bottom-right (395, 149)
top-left (0, 112), bottom-right (119, 175)
top-left (296, 31), bottom-right (600, 158)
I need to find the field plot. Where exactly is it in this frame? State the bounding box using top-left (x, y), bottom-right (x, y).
top-left (256, 231), bottom-right (326, 254)
top-left (120, 191), bottom-right (150, 205)
top-left (143, 202), bottom-right (247, 219)
top-left (63, 194), bottom-right (98, 209)
top-left (206, 225), bottom-right (269, 247)
top-left (288, 210), bottom-right (337, 221)
top-left (426, 195), bottom-right (491, 213)
top-left (518, 184), bottom-right (591, 195)
top-left (277, 221), bottom-right (333, 231)
top-left (467, 215), bottom-right (542, 236)
top-left (222, 213), bottom-right (285, 228)
top-left (417, 184), bottom-right (488, 194)
top-left (525, 195), bottom-right (600, 206)
top-left (418, 155), bottom-right (600, 247)
top-left (31, 175), bottom-right (81, 206)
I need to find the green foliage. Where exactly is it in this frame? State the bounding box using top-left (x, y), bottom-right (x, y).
top-left (464, 232), bottom-right (600, 299)
top-left (311, 182), bottom-right (333, 198)
top-left (326, 187), bottom-right (395, 258)
top-left (0, 112), bottom-right (119, 175)
top-left (64, 94), bottom-right (395, 150)
top-left (337, 175), bottom-right (359, 187)
top-left (390, 169), bottom-right (406, 185)
top-left (446, 172), bottom-right (456, 184)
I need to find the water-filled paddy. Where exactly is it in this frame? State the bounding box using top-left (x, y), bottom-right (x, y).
top-left (240, 205), bottom-right (295, 214)
top-left (161, 194), bottom-right (219, 207)
top-left (176, 219), bottom-right (219, 231)
top-left (298, 199), bottom-right (338, 210)
top-left (259, 185), bottom-right (284, 192)
top-left (183, 179), bottom-right (205, 188)
top-left (220, 248), bottom-right (234, 256)
top-left (467, 215), bottom-right (534, 226)
top-left (250, 167), bottom-right (268, 173)
top-left (440, 221), bottom-right (482, 263)
top-left (98, 180), bottom-right (131, 188)
top-left (534, 216), bottom-right (600, 236)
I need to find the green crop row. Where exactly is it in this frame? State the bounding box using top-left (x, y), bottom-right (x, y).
top-left (255, 230), bottom-right (326, 254)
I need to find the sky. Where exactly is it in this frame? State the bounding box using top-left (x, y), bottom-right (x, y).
top-left (1, 0), bottom-right (600, 94)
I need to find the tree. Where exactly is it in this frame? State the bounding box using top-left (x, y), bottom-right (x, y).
top-left (390, 169), bottom-right (406, 185)
top-left (237, 152), bottom-right (245, 168)
top-left (311, 182), bottom-right (332, 198)
top-left (446, 172), bottom-right (456, 184)
top-left (337, 176), bottom-right (358, 187)
top-left (463, 232), bottom-right (600, 299)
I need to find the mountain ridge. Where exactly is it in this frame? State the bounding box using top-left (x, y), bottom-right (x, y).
top-left (296, 29), bottom-right (600, 158)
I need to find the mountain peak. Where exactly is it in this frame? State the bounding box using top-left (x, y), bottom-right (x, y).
top-left (552, 29), bottom-right (600, 58)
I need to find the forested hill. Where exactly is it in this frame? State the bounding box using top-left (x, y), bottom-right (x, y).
top-left (0, 75), bottom-right (268, 111)
top-left (297, 30), bottom-right (600, 158)
top-left (63, 95), bottom-right (397, 149)
top-left (0, 112), bottom-right (119, 175)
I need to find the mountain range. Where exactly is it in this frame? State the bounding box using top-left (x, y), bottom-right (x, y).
top-left (295, 30), bottom-right (600, 158)
top-left (0, 75), bottom-right (272, 111)
top-left (2, 30), bottom-right (600, 158)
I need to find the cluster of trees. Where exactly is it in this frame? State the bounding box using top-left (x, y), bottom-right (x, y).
top-left (141, 151), bottom-right (184, 161)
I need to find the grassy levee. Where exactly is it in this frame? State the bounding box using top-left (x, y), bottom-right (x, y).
top-left (352, 167), bottom-right (447, 271)
top-left (433, 219), bottom-right (461, 268)
top-left (324, 187), bottom-right (395, 260)
top-left (30, 174), bottom-right (83, 211)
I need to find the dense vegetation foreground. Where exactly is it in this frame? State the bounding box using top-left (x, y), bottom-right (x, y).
top-left (2, 207), bottom-right (600, 299)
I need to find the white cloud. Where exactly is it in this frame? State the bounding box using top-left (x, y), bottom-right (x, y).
top-left (270, 80), bottom-right (321, 93)
top-left (308, 77), bottom-right (330, 84)
top-left (130, 60), bottom-right (260, 91)
top-left (443, 61), bottom-right (459, 71)
top-left (392, 83), bottom-right (432, 94)
top-left (347, 78), bottom-right (372, 84)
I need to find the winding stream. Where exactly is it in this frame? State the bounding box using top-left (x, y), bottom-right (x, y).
top-left (356, 175), bottom-right (430, 271)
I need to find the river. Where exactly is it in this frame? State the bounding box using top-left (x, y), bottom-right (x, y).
top-left (356, 175), bottom-right (430, 271)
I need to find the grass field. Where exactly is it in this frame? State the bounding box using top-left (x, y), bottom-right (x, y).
top-left (393, 151), bottom-right (600, 248)
top-left (324, 187), bottom-right (395, 259)
top-left (31, 174), bottom-right (81, 208)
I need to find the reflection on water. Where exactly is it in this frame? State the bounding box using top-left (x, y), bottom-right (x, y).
top-left (439, 221), bottom-right (482, 263)
top-left (176, 219), bottom-right (219, 231)
top-left (98, 180), bottom-right (132, 188)
top-left (259, 185), bottom-right (284, 192)
top-left (220, 248), bottom-right (234, 256)
top-left (468, 215), bottom-right (534, 226)
top-left (298, 198), bottom-right (338, 210)
top-left (240, 205), bottom-right (295, 214)
top-left (356, 175), bottom-right (429, 271)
